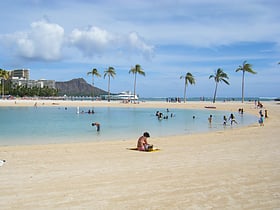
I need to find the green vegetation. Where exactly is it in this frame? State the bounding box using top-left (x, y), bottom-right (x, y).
top-left (104, 67), bottom-right (116, 102)
top-left (129, 64), bottom-right (145, 100)
top-left (1, 68), bottom-right (58, 98)
top-left (9, 85), bottom-right (58, 97)
top-left (0, 68), bottom-right (9, 98)
top-left (180, 72), bottom-right (195, 103)
top-left (235, 61), bottom-right (257, 103)
top-left (87, 68), bottom-right (101, 99)
top-left (209, 68), bottom-right (230, 103)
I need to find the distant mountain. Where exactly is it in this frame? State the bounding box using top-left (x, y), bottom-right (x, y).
top-left (55, 78), bottom-right (108, 96)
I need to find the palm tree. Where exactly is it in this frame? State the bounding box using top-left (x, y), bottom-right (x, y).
top-left (129, 64), bottom-right (145, 100)
top-left (87, 68), bottom-right (101, 100)
top-left (180, 72), bottom-right (195, 103)
top-left (235, 61), bottom-right (257, 103)
top-left (209, 68), bottom-right (230, 103)
top-left (0, 69), bottom-right (10, 99)
top-left (104, 67), bottom-right (116, 102)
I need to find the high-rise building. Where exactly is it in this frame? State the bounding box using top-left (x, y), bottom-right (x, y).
top-left (10, 69), bottom-right (56, 89)
top-left (10, 69), bottom-right (30, 80)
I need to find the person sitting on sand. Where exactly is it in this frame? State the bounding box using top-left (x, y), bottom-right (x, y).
top-left (137, 132), bottom-right (153, 151)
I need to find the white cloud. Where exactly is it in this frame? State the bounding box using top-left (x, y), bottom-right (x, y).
top-left (125, 32), bottom-right (154, 59)
top-left (69, 26), bottom-right (113, 57)
top-left (16, 20), bottom-right (64, 60)
top-left (0, 22), bottom-right (154, 62)
top-left (68, 26), bottom-right (154, 59)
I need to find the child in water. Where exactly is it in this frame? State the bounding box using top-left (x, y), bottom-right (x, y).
top-left (229, 113), bottom-right (237, 125)
top-left (223, 115), bottom-right (227, 126)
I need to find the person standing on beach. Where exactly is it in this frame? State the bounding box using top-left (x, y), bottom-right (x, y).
top-left (259, 109), bottom-right (263, 117)
top-left (259, 114), bottom-right (264, 126)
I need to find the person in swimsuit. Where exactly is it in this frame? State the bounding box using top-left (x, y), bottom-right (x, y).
top-left (259, 114), bottom-right (264, 126)
top-left (229, 113), bottom-right (237, 125)
top-left (208, 115), bottom-right (212, 124)
top-left (223, 115), bottom-right (227, 126)
top-left (137, 132), bottom-right (152, 151)
top-left (92, 122), bottom-right (100, 131)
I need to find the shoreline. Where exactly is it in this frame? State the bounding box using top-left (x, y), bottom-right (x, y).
top-left (0, 100), bottom-right (279, 209)
top-left (0, 98), bottom-right (265, 110)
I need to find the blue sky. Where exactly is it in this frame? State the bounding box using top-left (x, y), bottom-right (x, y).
top-left (0, 0), bottom-right (279, 98)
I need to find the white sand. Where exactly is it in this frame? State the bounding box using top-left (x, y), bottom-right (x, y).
top-left (0, 100), bottom-right (279, 209)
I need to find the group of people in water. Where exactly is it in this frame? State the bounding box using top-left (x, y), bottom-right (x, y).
top-left (208, 113), bottom-right (237, 126)
top-left (155, 109), bottom-right (175, 120)
top-left (155, 108), bottom-right (242, 126)
top-left (79, 109), bottom-right (95, 114)
top-left (89, 103), bottom-right (268, 152)
top-left (209, 107), bottom-right (268, 127)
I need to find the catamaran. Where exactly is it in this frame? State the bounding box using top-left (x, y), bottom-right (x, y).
top-left (101, 91), bottom-right (138, 100)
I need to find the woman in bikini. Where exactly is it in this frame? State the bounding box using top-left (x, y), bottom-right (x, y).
top-left (137, 132), bottom-right (152, 151)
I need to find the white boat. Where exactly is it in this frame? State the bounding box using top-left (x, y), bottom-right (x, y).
top-left (102, 91), bottom-right (138, 100)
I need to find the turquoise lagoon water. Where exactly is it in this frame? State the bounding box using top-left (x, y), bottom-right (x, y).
top-left (0, 106), bottom-right (258, 146)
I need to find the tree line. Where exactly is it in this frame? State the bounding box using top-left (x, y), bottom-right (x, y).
top-left (1, 61), bottom-right (278, 102)
top-left (87, 64), bottom-right (145, 102)
top-left (181, 61), bottom-right (257, 103)
top-left (87, 61), bottom-right (257, 103)
top-left (0, 69), bottom-right (58, 97)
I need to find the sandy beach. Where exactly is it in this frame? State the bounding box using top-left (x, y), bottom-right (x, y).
top-left (0, 100), bottom-right (279, 209)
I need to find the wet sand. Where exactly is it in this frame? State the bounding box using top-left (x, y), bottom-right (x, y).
top-left (0, 100), bottom-right (279, 209)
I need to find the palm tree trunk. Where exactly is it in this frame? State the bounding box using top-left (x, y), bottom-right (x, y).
top-left (92, 76), bottom-right (94, 101)
top-left (133, 73), bottom-right (137, 100)
top-left (213, 82), bottom-right (218, 103)
top-left (242, 71), bottom-right (245, 103)
top-left (183, 83), bottom-right (187, 103)
top-left (108, 76), bottom-right (111, 102)
top-left (1, 79), bottom-right (4, 99)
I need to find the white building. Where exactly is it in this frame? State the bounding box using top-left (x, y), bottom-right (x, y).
top-left (10, 69), bottom-right (55, 89)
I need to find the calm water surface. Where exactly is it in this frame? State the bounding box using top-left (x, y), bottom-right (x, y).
top-left (0, 106), bottom-right (257, 145)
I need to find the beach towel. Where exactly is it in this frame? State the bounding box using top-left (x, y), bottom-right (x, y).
top-left (127, 148), bottom-right (160, 152)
